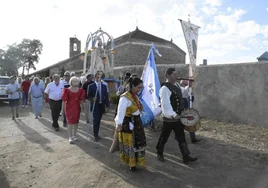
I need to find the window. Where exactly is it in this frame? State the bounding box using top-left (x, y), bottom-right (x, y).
top-left (0, 78), bottom-right (9, 85)
top-left (73, 43), bottom-right (77, 51)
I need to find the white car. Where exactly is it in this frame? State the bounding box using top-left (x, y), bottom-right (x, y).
top-left (0, 76), bottom-right (10, 101)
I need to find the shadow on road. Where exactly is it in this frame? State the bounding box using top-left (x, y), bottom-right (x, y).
top-left (37, 118), bottom-right (69, 139)
top-left (36, 110), bottom-right (268, 188)
top-left (0, 170), bottom-right (10, 188)
top-left (14, 119), bottom-right (54, 152)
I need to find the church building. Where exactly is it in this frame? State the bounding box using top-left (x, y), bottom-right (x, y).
top-left (30, 27), bottom-right (186, 78)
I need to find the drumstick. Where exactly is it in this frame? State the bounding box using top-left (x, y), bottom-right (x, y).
top-left (177, 78), bottom-right (195, 81)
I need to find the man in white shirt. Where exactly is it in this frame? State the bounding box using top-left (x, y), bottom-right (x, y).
top-left (156, 67), bottom-right (197, 164)
top-left (44, 74), bottom-right (64, 131)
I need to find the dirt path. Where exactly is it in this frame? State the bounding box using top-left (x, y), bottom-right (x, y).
top-left (0, 102), bottom-right (268, 188)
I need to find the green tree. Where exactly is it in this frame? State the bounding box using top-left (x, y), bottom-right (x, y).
top-left (0, 39), bottom-right (43, 76)
top-left (0, 44), bottom-right (21, 76)
top-left (19, 39), bottom-right (43, 75)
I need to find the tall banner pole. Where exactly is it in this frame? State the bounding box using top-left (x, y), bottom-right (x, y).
top-left (179, 18), bottom-right (200, 108)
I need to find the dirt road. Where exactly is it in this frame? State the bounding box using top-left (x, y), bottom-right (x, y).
top-left (0, 102), bottom-right (268, 188)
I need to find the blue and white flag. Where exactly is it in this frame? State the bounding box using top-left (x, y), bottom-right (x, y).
top-left (139, 44), bottom-right (162, 126)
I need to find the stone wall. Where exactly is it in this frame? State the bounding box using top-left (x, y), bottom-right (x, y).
top-left (115, 62), bottom-right (268, 127)
top-left (114, 64), bottom-right (189, 83)
top-left (194, 62), bottom-right (268, 127)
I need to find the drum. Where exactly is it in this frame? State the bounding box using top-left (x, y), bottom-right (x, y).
top-left (180, 108), bottom-right (201, 132)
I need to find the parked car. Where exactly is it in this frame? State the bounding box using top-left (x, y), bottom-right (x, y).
top-left (0, 76), bottom-right (10, 101)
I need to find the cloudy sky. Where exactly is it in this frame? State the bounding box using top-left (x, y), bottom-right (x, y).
top-left (1, 0), bottom-right (268, 71)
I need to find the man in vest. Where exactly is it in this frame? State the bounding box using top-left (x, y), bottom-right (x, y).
top-left (156, 68), bottom-right (197, 164)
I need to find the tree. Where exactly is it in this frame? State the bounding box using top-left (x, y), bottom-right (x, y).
top-left (0, 39), bottom-right (43, 76)
top-left (0, 44), bottom-right (22, 76)
top-left (18, 39), bottom-right (43, 75)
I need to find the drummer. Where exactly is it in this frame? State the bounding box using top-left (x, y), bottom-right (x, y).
top-left (156, 67), bottom-right (197, 163)
top-left (177, 79), bottom-right (201, 143)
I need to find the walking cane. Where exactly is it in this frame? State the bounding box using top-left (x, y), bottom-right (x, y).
top-left (87, 82), bottom-right (99, 137)
top-left (87, 72), bottom-right (102, 137)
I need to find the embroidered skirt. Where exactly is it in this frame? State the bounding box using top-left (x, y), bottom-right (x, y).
top-left (119, 115), bottom-right (146, 167)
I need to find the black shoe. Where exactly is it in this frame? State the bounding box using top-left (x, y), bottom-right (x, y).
top-left (129, 167), bottom-right (137, 171)
top-left (183, 156), bottom-right (198, 164)
top-left (39, 114), bottom-right (42, 117)
top-left (94, 136), bottom-right (98, 142)
top-left (96, 135), bottom-right (102, 140)
top-left (157, 153), bottom-right (165, 162)
top-left (16, 114), bottom-right (19, 118)
top-left (35, 116), bottom-right (38, 119)
top-left (55, 127), bottom-right (59, 131)
top-left (86, 120), bottom-right (89, 123)
top-left (191, 138), bottom-right (202, 143)
top-left (63, 123), bottom-right (67, 127)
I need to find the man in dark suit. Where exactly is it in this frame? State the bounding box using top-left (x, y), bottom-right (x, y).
top-left (87, 71), bottom-right (110, 141)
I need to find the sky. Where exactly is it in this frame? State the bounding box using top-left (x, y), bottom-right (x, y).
top-left (0, 0), bottom-right (268, 72)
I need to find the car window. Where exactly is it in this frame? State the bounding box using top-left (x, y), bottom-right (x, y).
top-left (0, 78), bottom-right (10, 85)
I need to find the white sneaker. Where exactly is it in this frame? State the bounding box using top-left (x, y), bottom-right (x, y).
top-left (73, 136), bottom-right (78, 141)
top-left (26, 105), bottom-right (28, 108)
top-left (22, 105), bottom-right (25, 108)
top-left (69, 137), bottom-right (74, 144)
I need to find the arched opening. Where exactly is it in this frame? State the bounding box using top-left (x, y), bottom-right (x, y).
top-left (73, 43), bottom-right (77, 51)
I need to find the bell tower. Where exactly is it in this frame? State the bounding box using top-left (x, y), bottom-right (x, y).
top-left (69, 37), bottom-right (81, 57)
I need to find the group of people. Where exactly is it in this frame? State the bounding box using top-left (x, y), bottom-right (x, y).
top-left (111, 67), bottom-right (199, 171)
top-left (5, 67), bottom-right (200, 172)
top-left (6, 76), bottom-right (44, 119)
top-left (44, 71), bottom-right (110, 144)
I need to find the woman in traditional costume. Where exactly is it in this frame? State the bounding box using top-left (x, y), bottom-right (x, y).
top-left (114, 77), bottom-right (146, 171)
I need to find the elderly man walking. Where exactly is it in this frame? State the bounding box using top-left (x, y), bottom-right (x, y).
top-left (29, 77), bottom-right (44, 119)
top-left (45, 74), bottom-right (64, 131)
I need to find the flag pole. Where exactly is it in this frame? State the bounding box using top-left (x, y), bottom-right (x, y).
top-left (87, 71), bottom-right (101, 137)
top-left (178, 18), bottom-right (199, 108)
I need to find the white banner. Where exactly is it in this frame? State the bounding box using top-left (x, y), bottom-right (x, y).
top-left (180, 19), bottom-right (200, 78)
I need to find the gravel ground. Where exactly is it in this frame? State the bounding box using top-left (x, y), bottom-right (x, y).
top-left (0, 102), bottom-right (267, 188)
